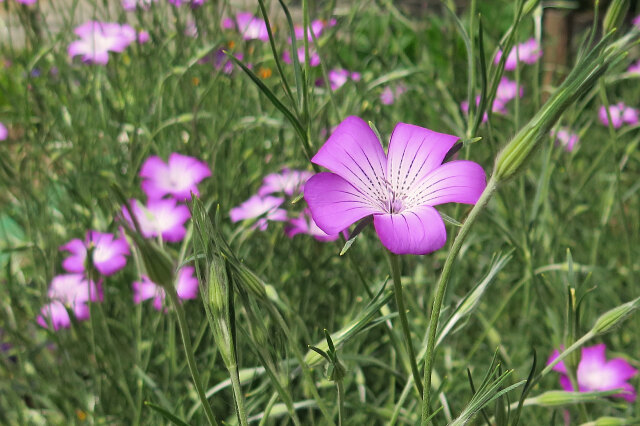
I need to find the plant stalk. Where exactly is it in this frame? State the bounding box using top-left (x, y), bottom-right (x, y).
top-left (166, 287), bottom-right (219, 426)
top-left (388, 252), bottom-right (424, 397)
top-left (421, 177), bottom-right (498, 424)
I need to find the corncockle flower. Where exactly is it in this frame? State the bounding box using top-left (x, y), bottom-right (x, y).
top-left (16, 0), bottom-right (38, 4)
top-left (293, 19), bottom-right (327, 41)
top-left (634, 15), bottom-right (640, 27)
top-left (380, 85), bottom-right (407, 105)
top-left (495, 38), bottom-right (542, 71)
top-left (0, 122), bottom-right (7, 141)
top-left (495, 77), bottom-right (524, 106)
top-left (599, 103), bottom-right (639, 128)
top-left (627, 60), bottom-right (640, 75)
top-left (230, 194), bottom-right (287, 231)
top-left (258, 168), bottom-right (312, 196)
top-left (133, 267), bottom-right (199, 311)
top-left (222, 12), bottom-right (269, 41)
top-left (61, 231), bottom-right (130, 276)
top-left (551, 127), bottom-right (579, 152)
top-left (205, 49), bottom-right (244, 74)
top-left (37, 274), bottom-right (102, 330)
top-left (283, 47), bottom-right (320, 67)
top-left (140, 153), bottom-right (211, 200)
top-left (68, 21), bottom-right (137, 65)
top-left (169, 0), bottom-right (204, 7)
top-left (548, 344), bottom-right (638, 402)
top-left (123, 199), bottom-right (191, 242)
top-left (122, 0), bottom-right (156, 11)
top-left (285, 209), bottom-right (340, 242)
top-left (137, 30), bottom-right (150, 44)
top-left (304, 116), bottom-right (486, 255)
top-left (323, 69), bottom-right (360, 90)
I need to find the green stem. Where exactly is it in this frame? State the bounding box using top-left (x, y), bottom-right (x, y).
top-left (228, 364), bottom-right (249, 426)
top-left (337, 380), bottom-right (345, 426)
top-left (421, 177), bottom-right (498, 425)
top-left (388, 252), bottom-right (423, 397)
top-left (165, 288), bottom-right (219, 426)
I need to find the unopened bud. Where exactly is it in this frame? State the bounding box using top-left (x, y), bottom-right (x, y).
top-left (591, 297), bottom-right (640, 335)
top-left (532, 390), bottom-right (618, 407)
top-left (581, 417), bottom-right (627, 426)
top-left (603, 0), bottom-right (629, 35)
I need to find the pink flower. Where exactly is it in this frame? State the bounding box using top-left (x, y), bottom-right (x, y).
top-left (599, 103), bottom-right (639, 128)
top-left (0, 122), bottom-right (7, 141)
top-left (123, 198), bottom-right (191, 243)
top-left (133, 266), bottom-right (199, 311)
top-left (380, 85), bottom-right (407, 105)
top-left (68, 21), bottom-right (137, 65)
top-left (37, 274), bottom-right (102, 330)
top-left (285, 209), bottom-right (340, 242)
top-left (60, 231), bottom-right (130, 276)
top-left (304, 116), bottom-right (486, 255)
top-left (627, 60), bottom-right (640, 75)
top-left (548, 344), bottom-right (638, 402)
top-left (16, 0), bottom-right (38, 4)
top-left (258, 169), bottom-right (312, 197)
top-left (283, 47), bottom-right (320, 67)
top-left (633, 15), bottom-right (640, 27)
top-left (122, 0), bottom-right (156, 11)
top-left (229, 195), bottom-right (287, 231)
top-left (551, 127), bottom-right (579, 152)
top-left (140, 153), bottom-right (211, 200)
top-left (292, 19), bottom-right (330, 41)
top-left (495, 38), bottom-right (542, 71)
top-left (137, 30), bottom-right (150, 44)
top-left (222, 12), bottom-right (269, 41)
top-left (323, 69), bottom-right (360, 90)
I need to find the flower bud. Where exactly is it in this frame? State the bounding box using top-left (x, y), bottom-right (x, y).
top-left (591, 296), bottom-right (640, 335)
top-left (582, 417), bottom-right (628, 426)
top-left (531, 390), bottom-right (618, 407)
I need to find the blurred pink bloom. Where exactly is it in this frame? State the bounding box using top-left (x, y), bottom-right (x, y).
top-left (60, 231), bottom-right (130, 276)
top-left (169, 0), bottom-right (205, 7)
top-left (222, 12), bottom-right (269, 41)
top-left (204, 49), bottom-right (244, 74)
top-left (285, 209), bottom-right (340, 242)
top-left (627, 60), bottom-right (640, 74)
top-left (0, 123), bottom-right (7, 141)
top-left (461, 78), bottom-right (522, 121)
top-left (495, 38), bottom-right (542, 71)
top-left (68, 21), bottom-right (137, 65)
top-left (37, 274), bottom-right (102, 330)
top-left (323, 69), bottom-right (360, 90)
top-left (230, 195), bottom-right (287, 231)
top-left (16, 0), bottom-right (38, 4)
top-left (634, 15), bottom-right (640, 27)
top-left (140, 153), bottom-right (211, 200)
top-left (123, 198), bottom-right (191, 243)
top-left (137, 30), bottom-right (150, 44)
top-left (122, 0), bottom-right (156, 11)
top-left (548, 344), bottom-right (638, 402)
top-left (599, 103), bottom-right (639, 128)
top-left (292, 19), bottom-right (333, 41)
top-left (258, 168), bottom-right (312, 197)
top-left (380, 84), bottom-right (407, 105)
top-left (551, 127), bottom-right (579, 152)
top-left (133, 267), bottom-right (199, 311)
top-left (283, 47), bottom-right (320, 67)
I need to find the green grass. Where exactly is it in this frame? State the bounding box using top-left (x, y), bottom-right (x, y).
top-left (1, 0), bottom-right (639, 424)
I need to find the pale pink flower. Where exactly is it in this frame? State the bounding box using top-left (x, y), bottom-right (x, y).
top-left (133, 267), bottom-right (199, 311)
top-left (68, 21), bottom-right (137, 65)
top-left (495, 38), bottom-right (542, 71)
top-left (230, 195), bottom-right (287, 231)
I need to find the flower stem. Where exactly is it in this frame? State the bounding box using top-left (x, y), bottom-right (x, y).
top-left (165, 287), bottom-right (219, 426)
top-left (421, 177), bottom-right (498, 425)
top-left (388, 252), bottom-right (423, 397)
top-left (337, 380), bottom-right (345, 426)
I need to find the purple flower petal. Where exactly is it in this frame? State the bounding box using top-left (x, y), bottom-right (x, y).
top-left (387, 123), bottom-right (460, 195)
top-left (37, 301), bottom-right (71, 330)
top-left (373, 205), bottom-right (446, 255)
top-left (133, 276), bottom-right (160, 304)
top-left (559, 374), bottom-right (574, 392)
top-left (88, 231), bottom-right (130, 276)
top-left (60, 239), bottom-right (87, 273)
top-left (304, 172), bottom-right (379, 235)
top-left (140, 153), bottom-right (210, 200)
top-left (176, 267), bottom-right (199, 300)
top-left (547, 349), bottom-right (568, 374)
top-left (407, 161), bottom-right (486, 206)
top-left (312, 116), bottom-right (387, 198)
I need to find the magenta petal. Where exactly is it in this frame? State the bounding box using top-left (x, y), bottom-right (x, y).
top-left (60, 239), bottom-right (87, 273)
top-left (579, 344), bottom-right (607, 371)
top-left (304, 172), bottom-right (379, 235)
top-left (311, 116), bottom-right (388, 196)
top-left (176, 267), bottom-right (199, 300)
top-left (37, 301), bottom-right (71, 330)
top-left (614, 382), bottom-right (637, 402)
top-left (606, 358), bottom-right (639, 382)
top-left (387, 123), bottom-right (459, 191)
top-left (559, 375), bottom-right (575, 392)
top-left (373, 205), bottom-right (446, 255)
top-left (409, 160), bottom-right (486, 206)
top-left (547, 349), bottom-right (568, 375)
top-left (133, 277), bottom-right (159, 304)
